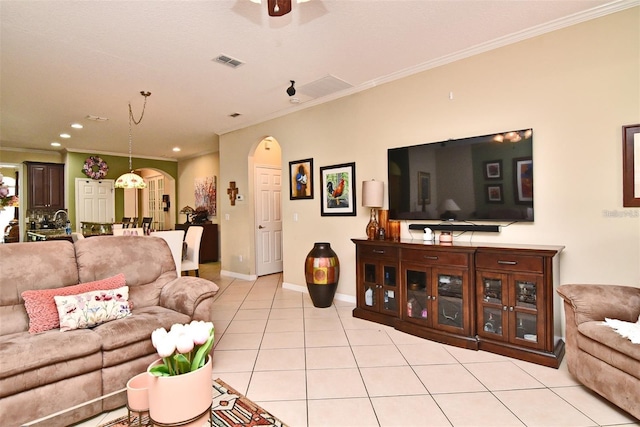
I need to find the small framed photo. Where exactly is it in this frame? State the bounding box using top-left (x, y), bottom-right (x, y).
top-left (320, 162), bottom-right (356, 216)
top-left (513, 157), bottom-right (533, 204)
top-left (289, 158), bottom-right (313, 200)
top-left (483, 160), bottom-right (502, 180)
top-left (486, 184), bottom-right (503, 203)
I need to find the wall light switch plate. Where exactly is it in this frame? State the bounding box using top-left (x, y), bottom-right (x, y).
top-left (225, 214), bottom-right (230, 221)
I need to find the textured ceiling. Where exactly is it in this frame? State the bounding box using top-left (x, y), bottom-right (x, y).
top-left (0, 0), bottom-right (631, 160)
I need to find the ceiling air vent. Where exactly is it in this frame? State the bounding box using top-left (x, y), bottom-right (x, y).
top-left (298, 75), bottom-right (353, 99)
top-left (214, 54), bottom-right (244, 69)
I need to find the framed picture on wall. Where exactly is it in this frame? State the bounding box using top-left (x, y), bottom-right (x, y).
top-left (289, 158), bottom-right (313, 200)
top-left (320, 162), bottom-right (356, 216)
top-left (483, 160), bottom-right (502, 180)
top-left (486, 184), bottom-right (503, 203)
top-left (513, 157), bottom-right (533, 204)
top-left (622, 124), bottom-right (640, 207)
top-left (417, 172), bottom-right (431, 205)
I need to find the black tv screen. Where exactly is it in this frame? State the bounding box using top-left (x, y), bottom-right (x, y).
top-left (387, 129), bottom-right (534, 222)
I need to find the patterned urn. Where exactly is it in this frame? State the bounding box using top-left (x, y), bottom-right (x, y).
top-left (304, 242), bottom-right (340, 308)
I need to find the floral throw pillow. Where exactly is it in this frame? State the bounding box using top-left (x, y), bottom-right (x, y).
top-left (22, 273), bottom-right (126, 333)
top-left (54, 286), bottom-right (131, 332)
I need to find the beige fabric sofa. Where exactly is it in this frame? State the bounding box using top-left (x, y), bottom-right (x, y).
top-left (557, 284), bottom-right (640, 420)
top-left (0, 236), bottom-right (219, 427)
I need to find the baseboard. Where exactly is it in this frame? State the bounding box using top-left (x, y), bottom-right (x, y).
top-left (220, 270), bottom-right (258, 281)
top-left (282, 281), bottom-right (356, 304)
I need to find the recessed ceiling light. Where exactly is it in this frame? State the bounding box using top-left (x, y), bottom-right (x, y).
top-left (60, 133), bottom-right (70, 139)
top-left (172, 147), bottom-right (181, 152)
top-left (51, 142), bottom-right (61, 147)
top-left (71, 123), bottom-right (83, 129)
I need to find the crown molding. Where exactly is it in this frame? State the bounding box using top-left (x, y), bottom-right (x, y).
top-left (66, 148), bottom-right (178, 163)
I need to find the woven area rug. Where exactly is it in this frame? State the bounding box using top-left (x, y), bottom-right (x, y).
top-left (98, 378), bottom-right (287, 427)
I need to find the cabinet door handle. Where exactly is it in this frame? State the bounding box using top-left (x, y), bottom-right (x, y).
top-left (503, 306), bottom-right (508, 311)
top-left (497, 260), bottom-right (517, 265)
top-left (424, 255), bottom-right (438, 260)
top-left (509, 306), bottom-right (514, 311)
top-left (372, 250), bottom-right (385, 254)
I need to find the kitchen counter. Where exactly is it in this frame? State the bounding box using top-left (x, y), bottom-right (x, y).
top-left (26, 229), bottom-right (73, 242)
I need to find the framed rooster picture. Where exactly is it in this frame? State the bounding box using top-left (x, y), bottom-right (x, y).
top-left (320, 162), bottom-right (356, 216)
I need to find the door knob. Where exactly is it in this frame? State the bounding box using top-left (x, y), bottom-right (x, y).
top-left (258, 225), bottom-right (265, 229)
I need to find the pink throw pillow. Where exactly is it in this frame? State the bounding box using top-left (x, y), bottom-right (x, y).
top-left (21, 273), bottom-right (126, 333)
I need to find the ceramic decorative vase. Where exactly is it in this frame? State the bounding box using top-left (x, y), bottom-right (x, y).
top-left (126, 372), bottom-right (150, 413)
top-left (146, 355), bottom-right (212, 426)
top-left (304, 242), bottom-right (340, 308)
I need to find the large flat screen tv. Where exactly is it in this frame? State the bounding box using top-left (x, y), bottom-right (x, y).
top-left (387, 129), bottom-right (534, 222)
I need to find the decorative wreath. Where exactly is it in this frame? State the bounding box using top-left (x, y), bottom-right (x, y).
top-left (83, 156), bottom-right (109, 180)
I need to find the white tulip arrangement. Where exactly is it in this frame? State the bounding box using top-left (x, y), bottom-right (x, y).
top-left (149, 321), bottom-right (214, 376)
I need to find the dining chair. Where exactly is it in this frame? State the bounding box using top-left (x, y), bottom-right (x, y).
top-left (121, 217), bottom-right (131, 228)
top-left (151, 230), bottom-right (185, 272)
top-left (141, 217), bottom-right (153, 234)
top-left (112, 228), bottom-right (144, 236)
top-left (181, 226), bottom-right (203, 277)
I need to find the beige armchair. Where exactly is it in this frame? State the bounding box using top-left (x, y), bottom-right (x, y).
top-left (557, 284), bottom-right (640, 419)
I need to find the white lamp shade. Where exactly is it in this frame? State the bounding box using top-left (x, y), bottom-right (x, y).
top-left (362, 180), bottom-right (384, 208)
top-left (439, 198), bottom-right (460, 212)
top-left (115, 172), bottom-right (147, 189)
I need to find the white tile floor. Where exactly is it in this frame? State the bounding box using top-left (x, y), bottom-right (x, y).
top-left (78, 265), bottom-right (639, 427)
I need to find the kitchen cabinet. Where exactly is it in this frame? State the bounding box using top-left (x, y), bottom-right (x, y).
top-left (26, 162), bottom-right (65, 209)
top-left (175, 223), bottom-right (218, 262)
top-left (355, 243), bottom-right (399, 324)
top-left (352, 238), bottom-right (564, 367)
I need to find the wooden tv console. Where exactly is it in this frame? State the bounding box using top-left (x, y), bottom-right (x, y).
top-left (352, 238), bottom-right (565, 368)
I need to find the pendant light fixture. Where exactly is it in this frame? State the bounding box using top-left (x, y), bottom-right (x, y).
top-left (115, 91), bottom-right (151, 189)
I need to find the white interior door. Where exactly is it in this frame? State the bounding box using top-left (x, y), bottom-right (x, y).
top-left (75, 178), bottom-right (115, 231)
top-left (255, 166), bottom-right (283, 276)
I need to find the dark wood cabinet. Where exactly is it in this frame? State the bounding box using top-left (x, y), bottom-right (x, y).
top-left (175, 223), bottom-right (218, 262)
top-left (26, 162), bottom-right (65, 209)
top-left (356, 244), bottom-right (399, 321)
top-left (352, 238), bottom-right (564, 367)
top-left (400, 246), bottom-right (476, 349)
top-left (475, 247), bottom-right (564, 367)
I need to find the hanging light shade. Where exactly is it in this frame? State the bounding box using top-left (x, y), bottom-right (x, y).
top-left (115, 172), bottom-right (146, 189)
top-left (115, 91), bottom-right (151, 190)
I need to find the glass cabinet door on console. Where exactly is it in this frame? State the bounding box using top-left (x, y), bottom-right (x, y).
top-left (476, 267), bottom-right (545, 349)
top-left (403, 263), bottom-right (468, 335)
top-left (356, 244), bottom-right (399, 317)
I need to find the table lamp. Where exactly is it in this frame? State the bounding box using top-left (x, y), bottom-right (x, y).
top-left (362, 180), bottom-right (384, 240)
top-left (179, 205), bottom-right (195, 224)
top-left (439, 198), bottom-right (461, 220)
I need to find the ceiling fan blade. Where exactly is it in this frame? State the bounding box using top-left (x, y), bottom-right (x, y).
top-left (267, 0), bottom-right (292, 16)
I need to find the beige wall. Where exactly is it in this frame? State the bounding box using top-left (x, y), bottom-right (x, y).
top-left (177, 148), bottom-right (220, 226)
top-left (220, 8), bottom-right (639, 295)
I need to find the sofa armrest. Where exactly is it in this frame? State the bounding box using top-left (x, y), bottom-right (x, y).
top-left (159, 276), bottom-right (219, 319)
top-left (557, 284), bottom-right (640, 325)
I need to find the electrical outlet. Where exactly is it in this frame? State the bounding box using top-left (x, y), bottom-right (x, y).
top-left (239, 255), bottom-right (243, 262)
top-left (225, 214), bottom-right (230, 221)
